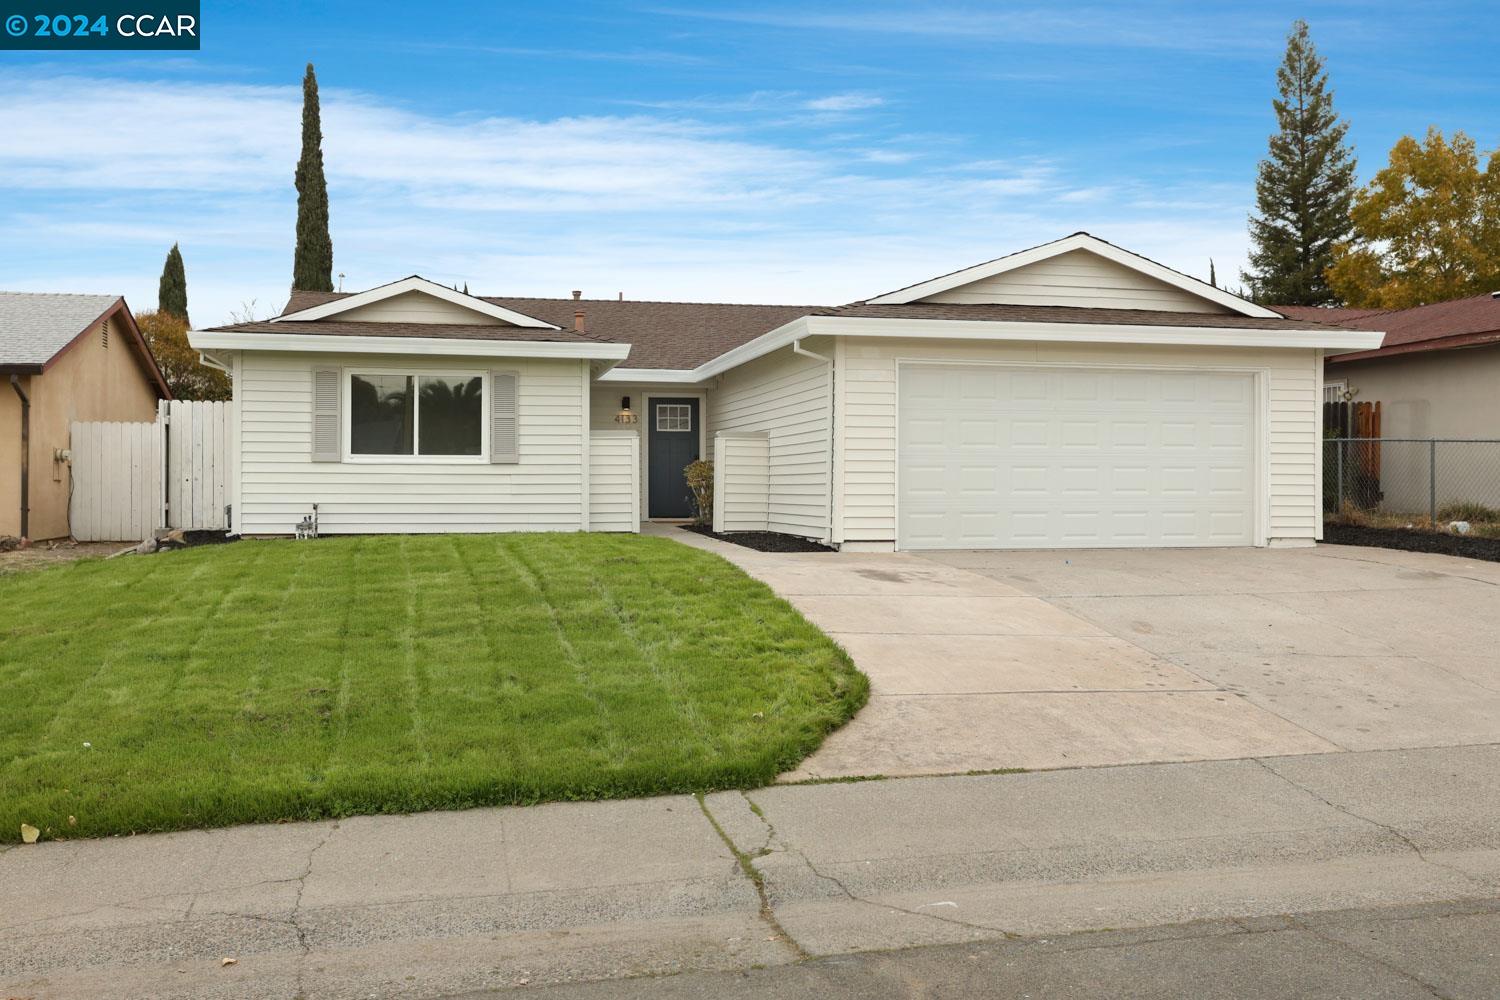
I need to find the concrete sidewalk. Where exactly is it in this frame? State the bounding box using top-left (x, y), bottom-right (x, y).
top-left (5, 744), bottom-right (1500, 998)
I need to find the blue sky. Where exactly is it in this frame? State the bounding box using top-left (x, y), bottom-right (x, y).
top-left (2, 1), bottom-right (1497, 325)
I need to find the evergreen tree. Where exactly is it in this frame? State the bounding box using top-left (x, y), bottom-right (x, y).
top-left (158, 243), bottom-right (188, 322)
top-left (1243, 20), bottom-right (1357, 305)
top-left (292, 62), bottom-right (333, 292)
top-left (1208, 259), bottom-right (1217, 288)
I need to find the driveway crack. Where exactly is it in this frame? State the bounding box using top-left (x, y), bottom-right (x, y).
top-left (739, 791), bottom-right (1018, 942)
top-left (1252, 758), bottom-right (1479, 885)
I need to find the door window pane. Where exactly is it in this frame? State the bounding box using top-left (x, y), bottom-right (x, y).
top-left (418, 375), bottom-right (484, 456)
top-left (350, 374), bottom-right (414, 455)
top-left (656, 403), bottom-right (692, 432)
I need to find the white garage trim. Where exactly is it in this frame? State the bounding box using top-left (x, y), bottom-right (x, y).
top-left (893, 358), bottom-right (1270, 550)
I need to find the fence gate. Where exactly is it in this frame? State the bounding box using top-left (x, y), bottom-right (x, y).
top-left (161, 400), bottom-right (232, 531)
top-left (69, 420), bottom-right (164, 542)
top-left (70, 400), bottom-right (234, 541)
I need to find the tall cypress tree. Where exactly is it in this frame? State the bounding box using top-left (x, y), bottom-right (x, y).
top-left (158, 243), bottom-right (188, 322)
top-left (292, 62), bottom-right (334, 292)
top-left (1243, 20), bottom-right (1357, 306)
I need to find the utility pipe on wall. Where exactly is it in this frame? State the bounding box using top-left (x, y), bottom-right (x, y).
top-left (10, 374), bottom-right (30, 541)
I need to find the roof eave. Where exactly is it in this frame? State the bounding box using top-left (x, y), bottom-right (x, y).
top-left (1327, 329), bottom-right (1500, 364)
top-left (188, 329), bottom-right (631, 362)
top-left (804, 315), bottom-right (1384, 351)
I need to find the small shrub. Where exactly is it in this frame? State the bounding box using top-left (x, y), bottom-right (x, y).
top-left (684, 459), bottom-right (713, 526)
top-left (1437, 501), bottom-right (1500, 523)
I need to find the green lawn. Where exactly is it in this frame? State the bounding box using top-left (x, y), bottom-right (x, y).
top-left (0, 534), bottom-right (866, 841)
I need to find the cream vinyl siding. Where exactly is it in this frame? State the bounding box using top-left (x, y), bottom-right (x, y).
top-left (237, 352), bottom-right (587, 535)
top-left (707, 345), bottom-right (832, 540)
top-left (921, 249), bottom-right (1234, 314)
top-left (332, 291), bottom-right (506, 324)
top-left (712, 433), bottom-right (770, 532)
top-left (838, 338), bottom-right (1322, 547)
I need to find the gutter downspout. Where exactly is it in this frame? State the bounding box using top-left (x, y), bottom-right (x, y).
top-left (792, 340), bottom-right (837, 546)
top-left (10, 374), bottom-right (30, 541)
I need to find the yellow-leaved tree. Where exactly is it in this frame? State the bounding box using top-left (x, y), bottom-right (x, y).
top-left (1327, 128), bottom-right (1500, 308)
top-left (135, 310), bottom-right (231, 401)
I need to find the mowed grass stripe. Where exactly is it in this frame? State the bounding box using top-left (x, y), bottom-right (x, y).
top-left (0, 533), bottom-right (866, 840)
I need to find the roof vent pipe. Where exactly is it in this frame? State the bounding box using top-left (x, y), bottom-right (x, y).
top-left (572, 290), bottom-right (582, 300)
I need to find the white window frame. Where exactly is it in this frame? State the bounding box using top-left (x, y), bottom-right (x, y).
top-left (342, 367), bottom-right (490, 464)
top-left (655, 403), bottom-right (693, 432)
top-left (1322, 381), bottom-right (1349, 403)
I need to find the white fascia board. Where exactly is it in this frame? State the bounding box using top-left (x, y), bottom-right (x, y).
top-left (189, 329), bottom-right (630, 361)
top-left (595, 367), bottom-right (709, 384)
top-left (800, 315), bottom-right (1386, 351)
top-left (866, 233), bottom-right (1282, 319)
top-left (272, 276), bottom-right (558, 329)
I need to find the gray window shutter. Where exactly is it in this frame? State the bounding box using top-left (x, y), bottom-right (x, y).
top-left (311, 368), bottom-right (341, 462)
top-left (490, 370), bottom-right (519, 464)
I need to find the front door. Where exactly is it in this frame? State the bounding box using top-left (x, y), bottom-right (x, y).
top-left (648, 397), bottom-right (701, 518)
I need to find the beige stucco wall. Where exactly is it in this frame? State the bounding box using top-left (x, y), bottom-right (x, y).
top-left (1333, 345), bottom-right (1500, 439)
top-left (1, 314), bottom-right (161, 539)
top-left (1331, 345), bottom-right (1500, 510)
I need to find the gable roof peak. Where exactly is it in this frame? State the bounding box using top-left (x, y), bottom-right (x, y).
top-left (274, 275), bottom-right (558, 329)
top-left (866, 233), bottom-right (1281, 319)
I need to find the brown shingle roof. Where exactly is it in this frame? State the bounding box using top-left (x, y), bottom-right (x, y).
top-left (240, 287), bottom-right (1352, 372)
top-left (273, 291), bottom-right (821, 370)
top-left (823, 301), bottom-right (1352, 331)
top-left (1278, 294), bottom-right (1500, 362)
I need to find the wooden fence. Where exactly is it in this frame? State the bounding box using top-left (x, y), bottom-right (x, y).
top-left (69, 420), bottom-right (164, 543)
top-left (70, 400), bottom-right (234, 541)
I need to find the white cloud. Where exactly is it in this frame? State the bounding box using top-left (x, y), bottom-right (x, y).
top-left (802, 93), bottom-right (885, 112)
top-left (0, 71), bottom-right (1252, 324)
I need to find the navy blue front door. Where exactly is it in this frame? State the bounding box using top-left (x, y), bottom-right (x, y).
top-left (648, 397), bottom-right (700, 518)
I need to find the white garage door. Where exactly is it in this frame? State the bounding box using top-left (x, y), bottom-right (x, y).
top-left (898, 364), bottom-right (1256, 549)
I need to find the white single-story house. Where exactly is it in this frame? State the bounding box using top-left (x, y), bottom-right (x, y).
top-left (188, 233), bottom-right (1381, 550)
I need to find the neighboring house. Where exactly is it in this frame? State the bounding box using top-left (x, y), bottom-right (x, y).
top-left (1, 294), bottom-right (171, 541)
top-left (1279, 293), bottom-right (1500, 436)
top-left (189, 233), bottom-right (1378, 550)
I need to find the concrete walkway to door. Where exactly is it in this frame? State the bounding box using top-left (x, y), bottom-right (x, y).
top-left (651, 525), bottom-right (1338, 779)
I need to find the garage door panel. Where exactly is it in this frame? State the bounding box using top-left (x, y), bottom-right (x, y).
top-left (898, 364), bottom-right (1256, 549)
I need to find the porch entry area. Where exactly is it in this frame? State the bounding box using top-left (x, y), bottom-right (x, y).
top-left (647, 396), bottom-right (701, 518)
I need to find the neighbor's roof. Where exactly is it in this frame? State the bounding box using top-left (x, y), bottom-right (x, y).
top-left (1280, 294), bottom-right (1500, 362)
top-left (264, 291), bottom-right (824, 370)
top-left (0, 292), bottom-right (120, 366)
top-left (824, 301), bottom-right (1351, 331)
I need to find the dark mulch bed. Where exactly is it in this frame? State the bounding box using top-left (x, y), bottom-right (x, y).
top-left (1323, 523), bottom-right (1500, 562)
top-left (681, 524), bottom-right (834, 553)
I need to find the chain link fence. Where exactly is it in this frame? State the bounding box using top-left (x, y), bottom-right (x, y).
top-left (1325, 438), bottom-right (1500, 534)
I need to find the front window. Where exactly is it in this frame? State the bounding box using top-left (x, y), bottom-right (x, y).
top-left (350, 372), bottom-right (483, 457)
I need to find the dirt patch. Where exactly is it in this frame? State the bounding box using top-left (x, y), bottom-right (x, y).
top-left (681, 524), bottom-right (834, 553)
top-left (1323, 523), bottom-right (1500, 563)
top-left (0, 540), bottom-right (123, 576)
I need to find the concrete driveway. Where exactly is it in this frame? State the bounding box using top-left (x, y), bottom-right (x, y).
top-left (664, 527), bottom-right (1500, 778)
